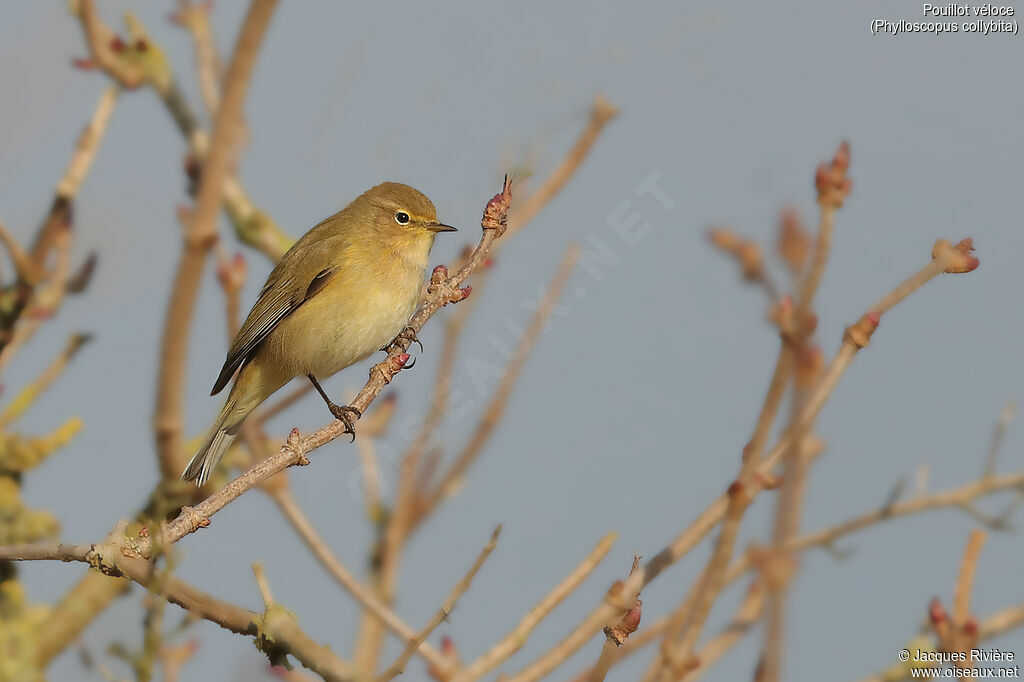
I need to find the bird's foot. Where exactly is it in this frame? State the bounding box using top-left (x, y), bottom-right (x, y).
top-left (382, 326), bottom-right (423, 355)
top-left (329, 403), bottom-right (362, 442)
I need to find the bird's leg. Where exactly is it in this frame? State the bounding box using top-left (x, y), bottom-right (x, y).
top-left (381, 325), bottom-right (423, 354)
top-left (307, 374), bottom-right (361, 441)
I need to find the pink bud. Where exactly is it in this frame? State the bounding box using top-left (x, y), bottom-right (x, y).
top-left (814, 163), bottom-right (830, 194)
top-left (833, 140), bottom-right (851, 172)
top-left (929, 597), bottom-right (947, 625)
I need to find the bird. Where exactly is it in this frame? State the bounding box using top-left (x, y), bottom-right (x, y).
top-left (182, 182), bottom-right (456, 485)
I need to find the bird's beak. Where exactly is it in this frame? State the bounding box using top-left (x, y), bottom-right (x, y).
top-left (425, 221), bottom-right (458, 232)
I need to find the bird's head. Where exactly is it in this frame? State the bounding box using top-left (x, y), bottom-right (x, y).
top-left (360, 182), bottom-right (457, 240)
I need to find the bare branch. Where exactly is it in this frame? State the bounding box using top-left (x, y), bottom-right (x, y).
top-left (376, 526), bottom-right (501, 682)
top-left (453, 532), bottom-right (617, 682)
top-left (0, 542), bottom-right (355, 681)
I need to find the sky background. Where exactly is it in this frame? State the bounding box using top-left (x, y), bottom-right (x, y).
top-left (1, 2), bottom-right (1022, 681)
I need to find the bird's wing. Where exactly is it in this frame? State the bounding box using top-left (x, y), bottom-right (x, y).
top-left (210, 229), bottom-right (344, 396)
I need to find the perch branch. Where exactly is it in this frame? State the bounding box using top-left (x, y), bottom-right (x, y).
top-left (138, 177), bottom-right (512, 556)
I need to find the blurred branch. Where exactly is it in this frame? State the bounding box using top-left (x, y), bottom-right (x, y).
top-left (376, 526), bottom-right (500, 682)
top-left (952, 529), bottom-right (985, 630)
top-left (58, 86), bottom-right (119, 199)
top-left (0, 333), bottom-right (91, 428)
top-left (706, 227), bottom-right (780, 304)
top-left (0, 85), bottom-right (115, 360)
top-left (33, 572), bottom-right (131, 666)
top-left (683, 581), bottom-right (764, 682)
top-left (982, 400), bottom-right (1015, 479)
top-left (722, 469), bottom-right (1024, 587)
top-left (417, 243), bottom-right (579, 522)
top-left (978, 601), bottom-right (1024, 640)
top-left (264, 483), bottom-right (448, 672)
top-left (72, 0), bottom-right (292, 261)
top-left (452, 532), bottom-right (617, 682)
top-left (507, 95), bottom-right (618, 236)
top-left (0, 540), bottom-right (355, 681)
top-left (152, 0), bottom-right (279, 481)
top-left (170, 0), bottom-right (223, 117)
top-left (761, 142), bottom-right (850, 682)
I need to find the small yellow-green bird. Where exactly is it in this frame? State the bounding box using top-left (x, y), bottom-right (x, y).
top-left (182, 182), bottom-right (456, 485)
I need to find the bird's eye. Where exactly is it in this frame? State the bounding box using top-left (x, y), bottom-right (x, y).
top-left (395, 211), bottom-right (410, 225)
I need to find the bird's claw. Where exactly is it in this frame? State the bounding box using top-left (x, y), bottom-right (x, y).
top-left (383, 326), bottom-right (423, 355)
top-left (329, 404), bottom-right (361, 442)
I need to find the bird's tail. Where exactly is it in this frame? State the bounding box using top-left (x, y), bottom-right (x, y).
top-left (182, 360), bottom-right (287, 486)
top-left (181, 423), bottom-right (238, 486)
top-left (181, 404), bottom-right (241, 486)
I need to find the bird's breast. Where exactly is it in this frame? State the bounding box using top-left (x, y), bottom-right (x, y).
top-left (260, 256), bottom-right (426, 379)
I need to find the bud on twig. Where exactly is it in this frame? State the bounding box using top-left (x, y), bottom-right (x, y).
top-left (482, 175), bottom-right (513, 236)
top-left (932, 238), bottom-right (979, 274)
top-left (777, 206), bottom-right (810, 274)
top-left (815, 141), bottom-right (853, 208)
top-left (843, 312), bottom-right (880, 349)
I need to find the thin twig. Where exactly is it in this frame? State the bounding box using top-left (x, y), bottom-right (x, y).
top-left (508, 95), bottom-right (618, 236)
top-left (376, 526), bottom-right (501, 682)
top-left (586, 639), bottom-right (618, 682)
top-left (0, 332), bottom-right (91, 427)
top-left (172, 0), bottom-right (224, 117)
top-left (57, 86), bottom-right (119, 198)
top-left (983, 400), bottom-right (1016, 479)
top-left (418, 244), bottom-right (580, 521)
top-left (453, 532), bottom-right (617, 682)
top-left (266, 485), bottom-right (448, 672)
top-left (0, 541), bottom-right (355, 681)
top-left (722, 470), bottom-right (1024, 588)
top-left (952, 529), bottom-right (986, 627)
top-left (683, 581), bottom-right (764, 682)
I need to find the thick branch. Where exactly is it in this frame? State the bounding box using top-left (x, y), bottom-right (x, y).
top-left (1, 542), bottom-right (354, 681)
